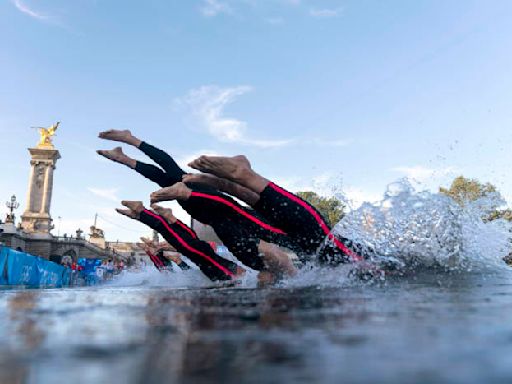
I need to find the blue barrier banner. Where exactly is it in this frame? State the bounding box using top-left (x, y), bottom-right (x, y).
top-left (0, 246), bottom-right (86, 287)
top-left (0, 247), bottom-right (71, 287)
top-left (6, 248), bottom-right (39, 286)
top-left (0, 247), bottom-right (8, 284)
top-left (62, 268), bottom-right (72, 286)
top-left (36, 258), bottom-right (65, 287)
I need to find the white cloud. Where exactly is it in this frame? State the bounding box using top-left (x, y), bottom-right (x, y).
top-left (11, 0), bottom-right (47, 20)
top-left (200, 0), bottom-right (231, 17)
top-left (87, 187), bottom-right (119, 202)
top-left (392, 165), bottom-right (459, 183)
top-left (310, 7), bottom-right (343, 18)
top-left (176, 85), bottom-right (294, 148)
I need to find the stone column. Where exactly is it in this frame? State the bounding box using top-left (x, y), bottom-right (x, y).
top-left (20, 147), bottom-right (61, 236)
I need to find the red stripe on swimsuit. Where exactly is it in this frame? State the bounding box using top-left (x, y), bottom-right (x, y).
top-left (176, 219), bottom-right (197, 238)
top-left (145, 249), bottom-right (164, 269)
top-left (144, 210), bottom-right (234, 277)
top-left (190, 191), bottom-right (287, 235)
top-left (268, 182), bottom-right (363, 262)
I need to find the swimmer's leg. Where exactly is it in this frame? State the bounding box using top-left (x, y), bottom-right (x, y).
top-left (189, 155), bottom-right (362, 261)
top-left (97, 147), bottom-right (136, 168)
top-left (98, 129), bottom-right (142, 146)
top-left (189, 155), bottom-right (268, 193)
top-left (98, 129), bottom-right (182, 186)
top-left (150, 182), bottom-right (192, 203)
top-left (138, 242), bottom-right (167, 271)
top-left (117, 201), bottom-right (242, 281)
top-left (182, 173), bottom-right (259, 206)
top-left (100, 129), bottom-right (185, 185)
top-left (97, 147), bottom-right (172, 188)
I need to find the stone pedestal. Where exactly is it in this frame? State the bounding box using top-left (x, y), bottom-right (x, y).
top-left (20, 146), bottom-right (60, 235)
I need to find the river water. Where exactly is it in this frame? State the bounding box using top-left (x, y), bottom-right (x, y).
top-left (1, 268), bottom-right (512, 384)
top-left (2, 181), bottom-right (511, 383)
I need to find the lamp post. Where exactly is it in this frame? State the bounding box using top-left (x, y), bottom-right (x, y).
top-left (5, 195), bottom-right (19, 224)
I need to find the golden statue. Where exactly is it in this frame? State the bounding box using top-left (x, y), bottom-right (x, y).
top-left (35, 122), bottom-right (60, 147)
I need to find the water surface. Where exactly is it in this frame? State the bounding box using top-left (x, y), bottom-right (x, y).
top-left (1, 270), bottom-right (512, 384)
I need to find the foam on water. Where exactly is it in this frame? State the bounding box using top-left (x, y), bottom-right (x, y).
top-left (105, 249), bottom-right (260, 289)
top-left (334, 179), bottom-right (511, 270)
top-left (107, 179), bottom-right (512, 289)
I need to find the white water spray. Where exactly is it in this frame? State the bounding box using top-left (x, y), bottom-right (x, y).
top-left (334, 179), bottom-right (512, 271)
top-left (107, 179), bottom-right (512, 289)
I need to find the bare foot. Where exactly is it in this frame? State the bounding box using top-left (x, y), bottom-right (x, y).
top-left (141, 236), bottom-right (173, 253)
top-left (139, 238), bottom-right (161, 255)
top-left (116, 208), bottom-right (139, 219)
top-left (98, 129), bottom-right (135, 144)
top-left (166, 252), bottom-right (183, 265)
top-left (188, 155), bottom-right (252, 182)
top-left (121, 200), bottom-right (145, 215)
top-left (150, 182), bottom-right (192, 203)
top-left (140, 236), bottom-right (157, 247)
top-left (182, 173), bottom-right (260, 206)
top-left (182, 173), bottom-right (226, 189)
top-left (150, 203), bottom-right (177, 224)
top-left (138, 240), bottom-right (156, 253)
top-left (97, 147), bottom-right (136, 168)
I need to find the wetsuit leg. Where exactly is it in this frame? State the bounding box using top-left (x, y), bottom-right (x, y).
top-left (253, 182), bottom-right (363, 262)
top-left (145, 249), bottom-right (173, 271)
top-left (138, 141), bottom-right (185, 184)
top-left (139, 210), bottom-right (238, 281)
top-left (126, 147), bottom-right (289, 268)
top-left (181, 192), bottom-right (295, 269)
top-left (154, 249), bottom-right (192, 271)
top-left (175, 258), bottom-right (191, 271)
top-left (128, 142), bottom-right (296, 266)
top-left (134, 161), bottom-right (175, 188)
top-left (209, 218), bottom-right (265, 271)
top-left (185, 191), bottom-right (286, 236)
top-left (137, 142), bottom-right (224, 195)
top-left (145, 249), bottom-right (165, 271)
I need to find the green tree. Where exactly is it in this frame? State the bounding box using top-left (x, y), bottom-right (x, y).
top-left (486, 208), bottom-right (512, 222)
top-left (439, 176), bottom-right (497, 206)
top-left (296, 191), bottom-right (345, 226)
top-left (440, 175), bottom-right (512, 222)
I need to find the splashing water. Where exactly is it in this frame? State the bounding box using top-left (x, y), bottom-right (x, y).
top-left (107, 179), bottom-right (512, 289)
top-left (105, 248), bottom-right (260, 289)
top-left (333, 179), bottom-right (512, 272)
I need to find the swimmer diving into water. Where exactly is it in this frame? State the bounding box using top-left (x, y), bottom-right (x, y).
top-left (176, 155), bottom-right (367, 265)
top-left (97, 130), bottom-right (365, 269)
top-left (117, 201), bottom-right (296, 284)
top-left (97, 130), bottom-right (300, 271)
top-left (138, 236), bottom-right (191, 272)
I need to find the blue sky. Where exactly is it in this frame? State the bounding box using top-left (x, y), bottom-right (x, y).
top-left (1, 0), bottom-right (512, 241)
